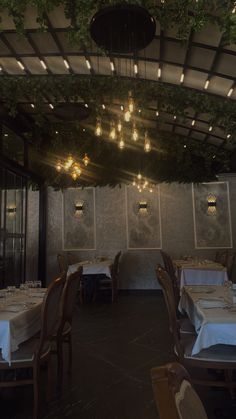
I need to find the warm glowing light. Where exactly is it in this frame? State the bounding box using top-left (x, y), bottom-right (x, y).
top-left (64, 155), bottom-right (74, 170)
top-left (158, 67), bottom-right (161, 78)
top-left (17, 60), bottom-right (25, 70)
top-left (191, 119), bottom-right (195, 126)
top-left (180, 73), bottom-right (184, 83)
top-left (109, 123), bottom-right (117, 140)
top-left (71, 172), bottom-right (78, 180)
top-left (232, 2), bottom-right (236, 13)
top-left (110, 61), bottom-right (115, 72)
top-left (156, 111), bottom-right (159, 117)
top-left (132, 124), bottom-right (138, 141)
top-left (137, 173), bottom-right (142, 180)
top-left (95, 118), bottom-right (102, 136)
top-left (49, 103), bottom-right (54, 109)
top-left (86, 59), bottom-right (91, 69)
top-left (173, 115), bottom-right (177, 120)
top-left (144, 131), bottom-right (151, 152)
top-left (102, 104), bottom-right (106, 109)
top-left (120, 105), bottom-right (124, 111)
top-left (118, 139), bottom-right (125, 149)
top-left (56, 161), bottom-right (62, 172)
top-left (83, 154), bottom-right (90, 166)
top-left (31, 103), bottom-right (35, 108)
top-left (209, 126), bottom-right (213, 132)
top-left (124, 109), bottom-right (131, 122)
top-left (227, 134), bottom-right (231, 139)
top-left (128, 91), bottom-right (134, 113)
top-left (227, 87), bottom-right (233, 97)
top-left (134, 64), bottom-right (138, 74)
top-left (207, 194), bottom-right (217, 216)
top-left (117, 120), bottom-right (122, 132)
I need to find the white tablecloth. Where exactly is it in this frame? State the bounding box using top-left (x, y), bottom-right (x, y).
top-left (0, 289), bottom-right (45, 364)
top-left (175, 260), bottom-right (228, 289)
top-left (67, 259), bottom-right (113, 278)
top-left (179, 286), bottom-right (236, 355)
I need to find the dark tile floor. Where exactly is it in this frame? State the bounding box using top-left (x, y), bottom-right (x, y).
top-left (1, 294), bottom-right (236, 419)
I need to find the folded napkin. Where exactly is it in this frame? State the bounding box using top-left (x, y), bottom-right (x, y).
top-left (197, 298), bottom-right (227, 309)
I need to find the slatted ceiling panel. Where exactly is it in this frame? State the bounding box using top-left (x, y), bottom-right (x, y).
top-left (161, 123), bottom-right (173, 132)
top-left (138, 38), bottom-right (160, 60)
top-left (164, 26), bottom-right (182, 39)
top-left (142, 61), bottom-right (158, 81)
top-left (68, 56), bottom-right (90, 74)
top-left (208, 76), bottom-right (233, 96)
top-left (192, 23), bottom-right (222, 47)
top-left (207, 137), bottom-right (223, 146)
top-left (163, 40), bottom-right (186, 64)
top-left (214, 127), bottom-right (226, 137)
top-left (0, 11), bottom-right (15, 29)
top-left (90, 56), bottom-right (111, 75)
top-left (47, 5), bottom-right (70, 27)
top-left (191, 131), bottom-right (208, 141)
top-left (22, 57), bottom-right (47, 74)
top-left (225, 44), bottom-right (236, 52)
top-left (195, 120), bottom-right (208, 131)
top-left (113, 58), bottom-right (135, 78)
top-left (175, 126), bottom-right (190, 136)
top-left (56, 32), bottom-right (81, 53)
top-left (0, 57), bottom-right (22, 74)
top-left (30, 32), bottom-right (59, 54)
top-left (0, 39), bottom-right (11, 56)
top-left (161, 63), bottom-right (182, 84)
top-left (216, 53), bottom-right (236, 76)
top-left (4, 33), bottom-right (34, 54)
top-left (188, 46), bottom-right (215, 70)
top-left (44, 56), bottom-right (68, 74)
top-left (184, 69), bottom-right (206, 89)
top-left (23, 6), bottom-right (40, 29)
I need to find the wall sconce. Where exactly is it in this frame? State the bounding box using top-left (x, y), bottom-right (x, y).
top-left (138, 200), bottom-right (148, 215)
top-left (74, 201), bottom-right (84, 217)
top-left (207, 194), bottom-right (217, 216)
top-left (6, 206), bottom-right (16, 217)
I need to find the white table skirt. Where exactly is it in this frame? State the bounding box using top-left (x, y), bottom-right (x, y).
top-left (68, 259), bottom-right (113, 278)
top-left (179, 286), bottom-right (236, 355)
top-left (0, 290), bottom-right (45, 364)
top-left (175, 260), bottom-right (228, 289)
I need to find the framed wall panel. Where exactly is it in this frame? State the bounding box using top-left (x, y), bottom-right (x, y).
top-left (126, 186), bottom-right (162, 249)
top-left (192, 182), bottom-right (232, 249)
top-left (62, 187), bottom-right (96, 250)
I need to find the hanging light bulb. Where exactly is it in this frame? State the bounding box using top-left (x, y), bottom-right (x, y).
top-left (109, 122), bottom-right (117, 140)
top-left (118, 134), bottom-right (125, 149)
top-left (83, 153), bottom-right (90, 166)
top-left (124, 109), bottom-right (131, 122)
top-left (71, 171), bottom-right (78, 181)
top-left (117, 120), bottom-right (122, 132)
top-left (128, 91), bottom-right (134, 113)
top-left (132, 123), bottom-right (138, 141)
top-left (137, 173), bottom-right (142, 180)
top-left (144, 131), bottom-right (151, 153)
top-left (64, 154), bottom-right (73, 170)
top-left (149, 188), bottom-right (153, 193)
top-left (95, 118), bottom-right (102, 136)
top-left (74, 164), bottom-right (82, 176)
top-left (132, 180), bottom-right (136, 186)
top-left (56, 161), bottom-right (62, 172)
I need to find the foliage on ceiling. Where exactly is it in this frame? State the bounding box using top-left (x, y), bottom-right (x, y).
top-left (0, 0), bottom-right (236, 45)
top-left (0, 74), bottom-right (234, 185)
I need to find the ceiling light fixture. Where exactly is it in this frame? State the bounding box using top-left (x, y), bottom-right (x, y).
top-left (40, 59), bottom-right (47, 70)
top-left (49, 103), bottom-right (54, 109)
top-left (227, 87), bottom-right (233, 97)
top-left (157, 67), bottom-right (161, 79)
top-left (204, 79), bottom-right (210, 89)
top-left (191, 120), bottom-right (195, 126)
top-left (227, 134), bottom-right (231, 139)
top-left (63, 59), bottom-right (70, 69)
top-left (180, 73), bottom-right (184, 83)
top-left (134, 63), bottom-right (138, 74)
top-left (156, 111), bottom-right (159, 117)
top-left (17, 60), bottom-right (25, 70)
top-left (86, 59), bottom-right (91, 70)
top-left (110, 61), bottom-right (115, 72)
top-left (209, 126), bottom-right (213, 132)
top-left (31, 103), bottom-right (35, 108)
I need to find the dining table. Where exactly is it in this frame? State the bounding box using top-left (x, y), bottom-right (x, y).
top-left (179, 285), bottom-right (236, 355)
top-left (0, 288), bottom-right (46, 364)
top-left (67, 258), bottom-right (113, 277)
top-left (174, 258), bottom-right (228, 290)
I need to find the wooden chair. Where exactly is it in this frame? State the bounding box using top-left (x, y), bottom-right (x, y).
top-left (0, 275), bottom-right (64, 419)
top-left (215, 250), bottom-right (235, 281)
top-left (160, 250), bottom-right (180, 310)
top-left (54, 267), bottom-right (83, 389)
top-left (57, 253), bottom-right (68, 274)
top-left (99, 251), bottom-right (121, 303)
top-left (151, 362), bottom-right (208, 419)
top-left (156, 264), bottom-right (236, 389)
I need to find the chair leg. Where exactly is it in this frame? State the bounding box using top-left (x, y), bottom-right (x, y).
top-left (68, 332), bottom-right (72, 374)
top-left (47, 357), bottom-right (53, 402)
top-left (33, 365), bottom-right (39, 419)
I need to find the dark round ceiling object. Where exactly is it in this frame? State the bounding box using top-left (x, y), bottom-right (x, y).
top-left (90, 5), bottom-right (156, 53)
top-left (54, 103), bottom-right (90, 121)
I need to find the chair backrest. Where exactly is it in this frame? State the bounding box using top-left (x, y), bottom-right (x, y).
top-left (215, 250), bottom-right (227, 266)
top-left (37, 275), bottom-right (65, 359)
top-left (111, 251), bottom-right (121, 278)
top-left (151, 362), bottom-right (208, 419)
top-left (57, 253), bottom-right (68, 274)
top-left (160, 251), bottom-right (180, 311)
top-left (226, 252), bottom-right (235, 280)
top-left (67, 252), bottom-right (76, 266)
top-left (59, 266), bottom-right (83, 332)
top-left (155, 265), bottom-right (183, 358)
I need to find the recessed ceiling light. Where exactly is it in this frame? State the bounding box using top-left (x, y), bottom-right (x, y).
top-left (204, 79), bottom-right (210, 89)
top-left (183, 144), bottom-right (187, 148)
top-left (55, 131), bottom-right (58, 134)
top-left (63, 59), bottom-right (70, 69)
top-left (180, 73), bottom-right (184, 83)
top-left (85, 59), bottom-right (91, 70)
top-left (209, 125), bottom-right (213, 131)
top-left (227, 87), bottom-right (233, 97)
top-left (31, 103), bottom-right (35, 108)
top-left (17, 60), bottom-right (24, 70)
top-left (173, 115), bottom-right (177, 120)
top-left (40, 60), bottom-right (47, 70)
top-left (110, 61), bottom-right (115, 72)
top-left (157, 67), bottom-right (161, 79)
top-left (227, 134), bottom-right (231, 139)
top-left (156, 111), bottom-right (159, 117)
top-left (134, 64), bottom-right (138, 74)
top-left (191, 120), bottom-right (195, 126)
top-left (49, 103), bottom-right (54, 109)
top-left (120, 105), bottom-right (124, 111)
top-left (102, 104), bottom-right (106, 109)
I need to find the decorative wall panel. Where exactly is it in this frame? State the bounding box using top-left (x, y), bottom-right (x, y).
top-left (126, 186), bottom-right (162, 249)
top-left (63, 188), bottom-right (95, 250)
top-left (192, 182), bottom-right (232, 249)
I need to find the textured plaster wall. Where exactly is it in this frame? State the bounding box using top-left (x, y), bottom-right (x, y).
top-left (45, 181), bottom-right (235, 289)
top-left (25, 189), bottom-right (39, 281)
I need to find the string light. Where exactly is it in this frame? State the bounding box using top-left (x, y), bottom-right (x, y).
top-left (83, 154), bottom-right (90, 166)
top-left (144, 131), bottom-right (151, 152)
top-left (109, 122), bottom-right (117, 140)
top-left (117, 120), bottom-right (122, 132)
top-left (56, 161), bottom-right (62, 172)
top-left (132, 123), bottom-right (138, 141)
top-left (118, 137), bottom-right (125, 149)
top-left (128, 91), bottom-right (134, 113)
top-left (95, 118), bottom-right (102, 136)
top-left (124, 109), bottom-right (131, 122)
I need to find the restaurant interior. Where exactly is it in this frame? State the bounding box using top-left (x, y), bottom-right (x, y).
top-left (0, 1), bottom-right (236, 418)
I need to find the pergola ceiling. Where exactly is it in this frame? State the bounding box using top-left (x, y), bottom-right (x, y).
top-left (0, 5), bottom-right (235, 155)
